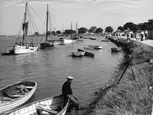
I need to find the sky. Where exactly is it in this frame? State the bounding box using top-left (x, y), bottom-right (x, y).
top-left (0, 0), bottom-right (153, 35)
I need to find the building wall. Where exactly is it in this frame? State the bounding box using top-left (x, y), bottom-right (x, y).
top-left (148, 30), bottom-right (153, 39)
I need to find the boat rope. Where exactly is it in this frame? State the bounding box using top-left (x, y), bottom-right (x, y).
top-left (49, 6), bottom-right (60, 31)
top-left (27, 6), bottom-right (39, 34)
top-left (116, 55), bottom-right (133, 85)
top-left (28, 3), bottom-right (45, 25)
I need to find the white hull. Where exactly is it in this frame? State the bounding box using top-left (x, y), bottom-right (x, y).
top-left (14, 45), bottom-right (38, 55)
top-left (61, 39), bottom-right (75, 45)
top-left (0, 81), bottom-right (37, 114)
top-left (84, 46), bottom-right (94, 50)
top-left (72, 51), bottom-right (85, 57)
top-left (84, 45), bottom-right (103, 50)
top-left (7, 95), bottom-right (69, 115)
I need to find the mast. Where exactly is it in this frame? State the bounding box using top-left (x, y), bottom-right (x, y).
top-left (22, 2), bottom-right (28, 45)
top-left (76, 22), bottom-right (78, 34)
top-left (46, 4), bottom-right (49, 41)
top-left (70, 22), bottom-right (72, 30)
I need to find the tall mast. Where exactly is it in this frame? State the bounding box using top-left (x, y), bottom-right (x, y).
top-left (76, 22), bottom-right (78, 33)
top-left (70, 22), bottom-right (72, 30)
top-left (22, 2), bottom-right (28, 45)
top-left (46, 4), bottom-right (49, 41)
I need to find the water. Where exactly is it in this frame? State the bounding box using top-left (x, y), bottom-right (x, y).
top-left (0, 36), bottom-right (123, 113)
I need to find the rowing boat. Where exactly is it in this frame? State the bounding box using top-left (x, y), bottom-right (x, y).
top-left (72, 49), bottom-right (85, 57)
top-left (0, 81), bottom-right (37, 114)
top-left (7, 95), bottom-right (69, 115)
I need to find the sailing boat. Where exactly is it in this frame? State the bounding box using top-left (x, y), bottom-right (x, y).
top-left (14, 2), bottom-right (39, 55)
top-left (40, 4), bottom-right (54, 49)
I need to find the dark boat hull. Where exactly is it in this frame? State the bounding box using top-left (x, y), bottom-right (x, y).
top-left (40, 43), bottom-right (54, 49)
top-left (1, 49), bottom-right (14, 56)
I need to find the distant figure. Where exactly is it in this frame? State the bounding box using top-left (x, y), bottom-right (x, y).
top-left (144, 30), bottom-right (148, 40)
top-left (136, 32), bottom-right (140, 41)
top-left (140, 31), bottom-right (145, 41)
top-left (62, 76), bottom-right (79, 111)
top-left (127, 30), bottom-right (133, 41)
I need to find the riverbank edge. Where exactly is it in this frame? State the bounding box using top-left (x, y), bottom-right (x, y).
top-left (83, 36), bottom-right (153, 115)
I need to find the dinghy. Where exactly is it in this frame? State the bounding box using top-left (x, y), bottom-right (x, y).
top-left (72, 49), bottom-right (85, 57)
top-left (0, 81), bottom-right (37, 114)
top-left (7, 95), bottom-right (69, 115)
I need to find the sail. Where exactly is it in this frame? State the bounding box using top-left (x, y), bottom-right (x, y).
top-left (22, 22), bottom-right (29, 37)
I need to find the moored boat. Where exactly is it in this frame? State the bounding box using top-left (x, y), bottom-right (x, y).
top-left (90, 45), bottom-right (103, 50)
top-left (14, 45), bottom-right (38, 55)
top-left (84, 45), bottom-right (103, 50)
top-left (1, 49), bottom-right (14, 56)
top-left (0, 81), bottom-right (37, 114)
top-left (14, 2), bottom-right (39, 55)
top-left (89, 38), bottom-right (96, 40)
top-left (101, 39), bottom-right (109, 42)
top-left (84, 51), bottom-right (94, 57)
top-left (77, 49), bottom-right (94, 57)
top-left (111, 47), bottom-right (121, 53)
top-left (60, 38), bottom-right (75, 45)
top-left (7, 95), bottom-right (69, 115)
top-left (40, 4), bottom-right (54, 49)
top-left (72, 49), bottom-right (85, 57)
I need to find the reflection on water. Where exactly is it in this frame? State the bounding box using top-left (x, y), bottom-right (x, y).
top-left (0, 36), bottom-right (123, 113)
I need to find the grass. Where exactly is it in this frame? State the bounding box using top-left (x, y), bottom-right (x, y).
top-left (84, 39), bottom-right (153, 115)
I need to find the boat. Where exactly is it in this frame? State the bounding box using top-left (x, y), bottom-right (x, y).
top-left (72, 49), bottom-right (85, 57)
top-left (14, 2), bottom-right (39, 55)
top-left (84, 45), bottom-right (103, 50)
top-left (72, 49), bottom-right (94, 58)
top-left (1, 49), bottom-right (14, 56)
top-left (0, 81), bottom-right (37, 114)
top-left (111, 47), bottom-right (121, 53)
top-left (60, 38), bottom-right (75, 45)
top-left (90, 45), bottom-right (103, 50)
top-left (84, 51), bottom-right (94, 57)
top-left (7, 95), bottom-right (69, 115)
top-left (101, 39), bottom-right (109, 42)
top-left (40, 4), bottom-right (54, 49)
top-left (89, 38), bottom-right (96, 40)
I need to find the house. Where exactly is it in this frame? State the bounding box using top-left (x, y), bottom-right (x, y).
top-left (147, 19), bottom-right (153, 39)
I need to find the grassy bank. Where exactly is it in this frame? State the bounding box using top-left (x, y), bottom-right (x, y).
top-left (84, 37), bottom-right (153, 115)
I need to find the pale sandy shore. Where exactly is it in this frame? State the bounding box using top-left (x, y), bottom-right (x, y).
top-left (140, 40), bottom-right (153, 47)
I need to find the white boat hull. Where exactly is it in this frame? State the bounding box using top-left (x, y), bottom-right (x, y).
top-left (84, 45), bottom-right (103, 50)
top-left (0, 81), bottom-right (37, 114)
top-left (61, 39), bottom-right (75, 45)
top-left (84, 46), bottom-right (94, 50)
top-left (14, 45), bottom-right (38, 55)
top-left (7, 95), bottom-right (69, 115)
top-left (72, 51), bottom-right (85, 57)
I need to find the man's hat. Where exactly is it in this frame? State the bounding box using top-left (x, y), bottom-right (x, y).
top-left (67, 76), bottom-right (74, 80)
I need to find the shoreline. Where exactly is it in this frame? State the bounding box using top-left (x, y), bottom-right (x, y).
top-left (83, 36), bottom-right (153, 115)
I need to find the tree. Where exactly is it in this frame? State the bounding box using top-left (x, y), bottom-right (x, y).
top-left (88, 26), bottom-right (97, 33)
top-left (117, 26), bottom-right (124, 31)
top-left (78, 27), bottom-right (88, 34)
top-left (123, 22), bottom-right (138, 32)
top-left (105, 26), bottom-right (113, 33)
top-left (64, 29), bottom-right (76, 34)
top-left (56, 30), bottom-right (61, 34)
top-left (47, 31), bottom-right (51, 36)
top-left (51, 31), bottom-right (56, 35)
top-left (34, 32), bottom-right (39, 36)
top-left (95, 27), bottom-right (103, 33)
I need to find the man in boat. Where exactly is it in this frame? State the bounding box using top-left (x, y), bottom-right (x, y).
top-left (16, 84), bottom-right (29, 94)
top-left (62, 76), bottom-right (79, 111)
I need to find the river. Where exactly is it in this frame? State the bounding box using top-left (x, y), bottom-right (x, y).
top-left (0, 35), bottom-right (123, 114)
